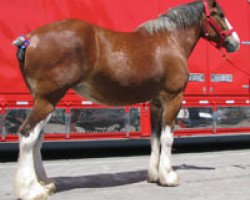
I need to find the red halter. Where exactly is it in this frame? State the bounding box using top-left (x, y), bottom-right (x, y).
top-left (203, 0), bottom-right (234, 48)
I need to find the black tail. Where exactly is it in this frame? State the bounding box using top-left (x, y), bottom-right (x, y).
top-left (13, 35), bottom-right (29, 62)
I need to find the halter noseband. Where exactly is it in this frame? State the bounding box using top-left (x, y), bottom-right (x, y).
top-left (203, 0), bottom-right (234, 48)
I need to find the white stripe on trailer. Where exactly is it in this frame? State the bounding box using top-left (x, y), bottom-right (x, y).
top-left (81, 100), bottom-right (93, 105)
top-left (225, 100), bottom-right (235, 104)
top-left (16, 101), bottom-right (29, 105)
top-left (199, 100), bottom-right (209, 104)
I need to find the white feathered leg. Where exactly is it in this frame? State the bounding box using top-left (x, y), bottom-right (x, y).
top-left (148, 130), bottom-right (160, 182)
top-left (15, 117), bottom-right (52, 200)
top-left (158, 125), bottom-right (179, 186)
top-left (33, 115), bottom-right (56, 194)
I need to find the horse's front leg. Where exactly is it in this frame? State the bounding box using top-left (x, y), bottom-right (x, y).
top-left (15, 98), bottom-right (55, 200)
top-left (148, 99), bottom-right (162, 183)
top-left (158, 93), bottom-right (183, 187)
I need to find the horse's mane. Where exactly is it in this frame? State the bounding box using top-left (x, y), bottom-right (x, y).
top-left (138, 1), bottom-right (204, 34)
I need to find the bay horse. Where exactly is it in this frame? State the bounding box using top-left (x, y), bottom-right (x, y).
top-left (13, 0), bottom-right (240, 199)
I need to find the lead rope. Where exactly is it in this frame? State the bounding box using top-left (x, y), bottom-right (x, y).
top-left (211, 43), bottom-right (250, 77)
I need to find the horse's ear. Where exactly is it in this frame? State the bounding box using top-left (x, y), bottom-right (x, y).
top-left (207, 0), bottom-right (217, 7)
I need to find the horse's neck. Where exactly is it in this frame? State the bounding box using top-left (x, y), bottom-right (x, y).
top-left (174, 26), bottom-right (201, 58)
top-left (137, 19), bottom-right (203, 58)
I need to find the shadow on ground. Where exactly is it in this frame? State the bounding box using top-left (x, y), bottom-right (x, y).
top-left (54, 164), bottom-right (215, 192)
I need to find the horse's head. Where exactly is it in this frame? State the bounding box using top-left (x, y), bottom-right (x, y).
top-left (201, 0), bottom-right (240, 52)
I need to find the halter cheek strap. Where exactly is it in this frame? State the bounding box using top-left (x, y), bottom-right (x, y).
top-left (203, 0), bottom-right (234, 48)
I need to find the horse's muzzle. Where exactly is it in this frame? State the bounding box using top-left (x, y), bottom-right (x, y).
top-left (224, 34), bottom-right (240, 53)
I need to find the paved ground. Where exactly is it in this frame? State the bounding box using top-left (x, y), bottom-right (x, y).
top-left (1, 148), bottom-right (250, 200)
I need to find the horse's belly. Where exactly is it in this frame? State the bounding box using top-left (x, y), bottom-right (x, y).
top-left (73, 82), bottom-right (157, 106)
top-left (73, 82), bottom-right (99, 103)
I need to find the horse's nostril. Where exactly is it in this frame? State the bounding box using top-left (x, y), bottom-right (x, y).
top-left (225, 41), bottom-right (237, 52)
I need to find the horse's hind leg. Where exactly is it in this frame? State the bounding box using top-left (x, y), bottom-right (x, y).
top-left (158, 93), bottom-right (183, 187)
top-left (33, 119), bottom-right (55, 191)
top-left (15, 98), bottom-right (55, 200)
top-left (148, 98), bottom-right (162, 183)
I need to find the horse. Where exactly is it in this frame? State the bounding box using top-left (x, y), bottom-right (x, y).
top-left (13, 0), bottom-right (240, 199)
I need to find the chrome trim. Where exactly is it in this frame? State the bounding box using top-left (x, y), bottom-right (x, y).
top-left (211, 74), bottom-right (233, 82)
top-left (189, 73), bottom-right (205, 82)
top-left (241, 41), bottom-right (250, 45)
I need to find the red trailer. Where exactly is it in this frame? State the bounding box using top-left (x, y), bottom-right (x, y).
top-left (0, 0), bottom-right (250, 142)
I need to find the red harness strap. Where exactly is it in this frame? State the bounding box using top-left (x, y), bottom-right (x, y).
top-left (203, 0), bottom-right (234, 48)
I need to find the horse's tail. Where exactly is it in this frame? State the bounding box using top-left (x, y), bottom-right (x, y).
top-left (13, 35), bottom-right (33, 91)
top-left (13, 35), bottom-right (30, 62)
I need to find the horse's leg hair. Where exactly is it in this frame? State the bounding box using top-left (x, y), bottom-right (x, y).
top-left (159, 125), bottom-right (178, 186)
top-left (158, 93), bottom-right (183, 186)
top-left (33, 120), bottom-right (49, 183)
top-left (148, 129), bottom-right (161, 182)
top-left (15, 98), bottom-right (55, 200)
top-left (33, 114), bottom-right (56, 193)
top-left (148, 99), bottom-right (162, 183)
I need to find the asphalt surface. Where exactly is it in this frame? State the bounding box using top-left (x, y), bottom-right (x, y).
top-left (1, 138), bottom-right (250, 200)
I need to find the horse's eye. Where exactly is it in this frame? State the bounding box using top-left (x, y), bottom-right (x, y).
top-left (219, 13), bottom-right (225, 18)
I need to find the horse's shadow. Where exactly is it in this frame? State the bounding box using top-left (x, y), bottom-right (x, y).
top-left (53, 170), bottom-right (147, 192)
top-left (53, 164), bottom-right (215, 192)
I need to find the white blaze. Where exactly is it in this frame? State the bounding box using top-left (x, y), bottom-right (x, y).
top-left (225, 18), bottom-right (240, 44)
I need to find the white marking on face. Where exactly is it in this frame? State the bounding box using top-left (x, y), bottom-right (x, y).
top-left (225, 18), bottom-right (240, 44)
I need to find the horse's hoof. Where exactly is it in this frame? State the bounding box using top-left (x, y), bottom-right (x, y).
top-left (38, 178), bottom-right (56, 195)
top-left (159, 170), bottom-right (179, 187)
top-left (16, 181), bottom-right (50, 200)
top-left (17, 187), bottom-right (49, 200)
top-left (147, 175), bottom-right (159, 183)
top-left (45, 182), bottom-right (56, 195)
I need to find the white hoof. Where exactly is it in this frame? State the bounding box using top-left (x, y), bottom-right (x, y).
top-left (159, 170), bottom-right (179, 187)
top-left (16, 183), bottom-right (49, 200)
top-left (45, 182), bottom-right (56, 195)
top-left (38, 180), bottom-right (56, 196)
